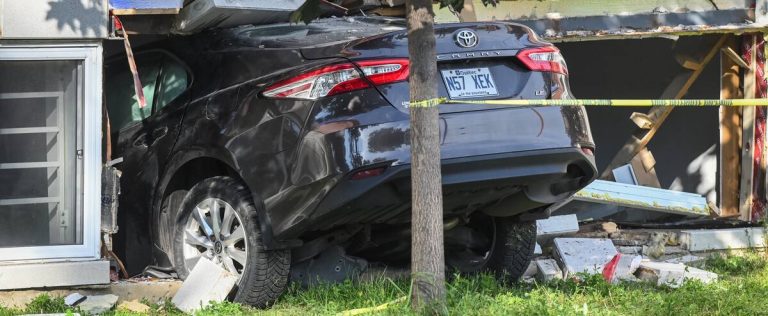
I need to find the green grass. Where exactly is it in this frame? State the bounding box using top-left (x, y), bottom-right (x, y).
top-left (3, 253), bottom-right (767, 316)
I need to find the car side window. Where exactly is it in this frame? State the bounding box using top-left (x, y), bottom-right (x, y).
top-left (106, 53), bottom-right (162, 131)
top-left (155, 57), bottom-right (190, 112)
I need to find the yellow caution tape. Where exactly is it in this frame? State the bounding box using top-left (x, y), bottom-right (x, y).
top-left (407, 98), bottom-right (768, 107)
top-left (336, 296), bottom-right (407, 316)
top-left (407, 98), bottom-right (448, 108)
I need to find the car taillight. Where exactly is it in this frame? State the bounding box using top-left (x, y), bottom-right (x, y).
top-left (262, 59), bottom-right (409, 100)
top-left (517, 46), bottom-right (568, 74)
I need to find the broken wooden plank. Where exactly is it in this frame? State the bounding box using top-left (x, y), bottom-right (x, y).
top-left (720, 35), bottom-right (743, 218)
top-left (722, 46), bottom-right (750, 69)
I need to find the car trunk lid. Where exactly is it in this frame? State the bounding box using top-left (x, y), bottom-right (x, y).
top-left (302, 22), bottom-right (564, 113)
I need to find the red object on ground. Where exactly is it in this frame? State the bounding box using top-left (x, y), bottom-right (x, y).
top-left (602, 253), bottom-right (622, 282)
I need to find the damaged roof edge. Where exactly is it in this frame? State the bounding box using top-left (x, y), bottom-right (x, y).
top-left (539, 22), bottom-right (768, 43)
top-left (514, 8), bottom-right (761, 42)
top-left (436, 6), bottom-right (763, 42)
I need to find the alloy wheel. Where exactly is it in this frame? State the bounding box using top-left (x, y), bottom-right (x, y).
top-left (182, 197), bottom-right (248, 278)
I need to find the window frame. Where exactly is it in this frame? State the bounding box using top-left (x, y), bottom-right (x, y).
top-left (0, 43), bottom-right (102, 262)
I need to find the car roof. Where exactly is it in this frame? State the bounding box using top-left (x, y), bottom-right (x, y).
top-left (208, 16), bottom-right (407, 50)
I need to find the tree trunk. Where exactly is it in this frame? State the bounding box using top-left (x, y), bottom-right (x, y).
top-left (406, 0), bottom-right (446, 312)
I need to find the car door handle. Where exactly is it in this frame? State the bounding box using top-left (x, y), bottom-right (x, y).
top-left (133, 127), bottom-right (169, 147)
top-left (151, 126), bottom-right (169, 140)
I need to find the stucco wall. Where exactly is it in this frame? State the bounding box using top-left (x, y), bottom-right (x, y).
top-left (0, 0), bottom-right (108, 39)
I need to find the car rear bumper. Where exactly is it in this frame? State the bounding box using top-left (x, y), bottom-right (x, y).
top-left (311, 147), bottom-right (595, 227)
top-left (266, 105), bottom-right (596, 240)
top-left (270, 147), bottom-right (595, 240)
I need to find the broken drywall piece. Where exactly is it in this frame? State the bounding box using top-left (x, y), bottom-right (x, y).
top-left (535, 259), bottom-right (563, 282)
top-left (537, 214), bottom-right (579, 236)
top-left (635, 261), bottom-right (717, 288)
top-left (534, 242), bottom-right (543, 255)
top-left (554, 238), bottom-right (618, 278)
top-left (78, 294), bottom-right (118, 315)
top-left (679, 228), bottom-right (767, 251)
top-left (172, 257), bottom-right (239, 314)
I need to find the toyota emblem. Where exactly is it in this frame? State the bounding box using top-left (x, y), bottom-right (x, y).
top-left (455, 30), bottom-right (478, 48)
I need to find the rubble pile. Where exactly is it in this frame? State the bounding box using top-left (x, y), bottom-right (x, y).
top-left (522, 215), bottom-right (754, 287)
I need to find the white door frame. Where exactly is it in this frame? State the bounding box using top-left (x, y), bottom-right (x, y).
top-left (0, 44), bottom-right (102, 261)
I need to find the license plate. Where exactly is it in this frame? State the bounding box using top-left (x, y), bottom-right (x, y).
top-left (441, 67), bottom-right (499, 99)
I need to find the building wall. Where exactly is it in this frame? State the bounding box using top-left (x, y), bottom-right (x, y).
top-left (0, 0), bottom-right (108, 39)
top-left (557, 36), bottom-right (720, 202)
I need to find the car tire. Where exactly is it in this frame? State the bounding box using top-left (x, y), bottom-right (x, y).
top-left (485, 218), bottom-right (537, 282)
top-left (172, 176), bottom-right (290, 308)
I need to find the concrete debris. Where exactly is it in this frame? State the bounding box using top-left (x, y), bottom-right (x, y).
top-left (78, 294), bottom-right (119, 315)
top-left (537, 215), bottom-right (579, 246)
top-left (534, 242), bottom-right (543, 255)
top-left (643, 232), bottom-right (676, 258)
top-left (617, 246), bottom-right (642, 255)
top-left (679, 228), bottom-right (767, 252)
top-left (63, 293), bottom-right (85, 306)
top-left (537, 214), bottom-right (579, 236)
top-left (172, 257), bottom-right (238, 314)
top-left (523, 261), bottom-right (538, 278)
top-left (116, 300), bottom-right (151, 313)
top-left (553, 238), bottom-right (618, 278)
top-left (534, 259), bottom-right (564, 282)
top-left (663, 255), bottom-right (706, 265)
top-left (635, 261), bottom-right (718, 288)
top-left (602, 254), bottom-right (642, 283)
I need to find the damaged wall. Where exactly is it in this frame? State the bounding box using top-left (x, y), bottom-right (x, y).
top-left (556, 36), bottom-right (720, 202)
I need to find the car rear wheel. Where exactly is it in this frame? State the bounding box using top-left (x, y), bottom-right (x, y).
top-left (446, 214), bottom-right (536, 282)
top-left (172, 176), bottom-right (290, 308)
top-left (486, 218), bottom-right (537, 282)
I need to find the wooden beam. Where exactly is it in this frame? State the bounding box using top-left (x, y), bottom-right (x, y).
top-left (719, 35), bottom-right (743, 218)
top-left (599, 35), bottom-right (728, 179)
top-left (722, 47), bottom-right (750, 69)
top-left (740, 35), bottom-right (758, 220)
